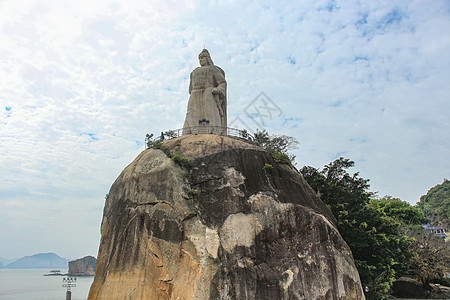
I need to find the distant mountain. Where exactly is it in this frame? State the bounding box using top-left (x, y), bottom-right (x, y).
top-left (0, 257), bottom-right (18, 267)
top-left (3, 253), bottom-right (68, 269)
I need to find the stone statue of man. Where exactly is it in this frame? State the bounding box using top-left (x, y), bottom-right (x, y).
top-left (183, 49), bottom-right (227, 134)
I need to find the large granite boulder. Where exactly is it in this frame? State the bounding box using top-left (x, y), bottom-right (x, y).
top-left (88, 134), bottom-right (365, 299)
top-left (391, 277), bottom-right (450, 299)
top-left (68, 256), bottom-right (96, 276)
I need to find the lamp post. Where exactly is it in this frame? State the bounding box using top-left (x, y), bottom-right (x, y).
top-left (62, 277), bottom-right (76, 300)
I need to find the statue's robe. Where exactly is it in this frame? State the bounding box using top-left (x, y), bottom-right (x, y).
top-left (183, 65), bottom-right (226, 134)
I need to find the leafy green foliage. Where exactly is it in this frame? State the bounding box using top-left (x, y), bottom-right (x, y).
top-left (146, 133), bottom-right (192, 169)
top-left (271, 152), bottom-right (291, 165)
top-left (406, 227), bottom-right (450, 288)
top-left (239, 129), bottom-right (251, 140)
top-left (188, 189), bottom-right (200, 196)
top-left (408, 180), bottom-right (450, 289)
top-left (171, 152), bottom-right (193, 169)
top-left (146, 133), bottom-right (156, 148)
top-left (164, 130), bottom-right (177, 139)
top-left (253, 129), bottom-right (298, 164)
top-left (369, 196), bottom-right (424, 226)
top-left (300, 158), bottom-right (419, 298)
top-left (146, 132), bottom-right (171, 157)
top-left (370, 196), bottom-right (449, 291)
top-left (416, 179), bottom-right (450, 226)
top-left (254, 129), bottom-right (298, 154)
top-left (262, 163), bottom-right (273, 170)
top-left (151, 141), bottom-right (171, 157)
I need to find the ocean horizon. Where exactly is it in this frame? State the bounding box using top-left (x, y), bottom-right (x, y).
top-left (0, 268), bottom-right (94, 300)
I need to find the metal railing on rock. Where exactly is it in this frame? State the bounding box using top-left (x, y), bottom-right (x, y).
top-left (145, 126), bottom-right (254, 149)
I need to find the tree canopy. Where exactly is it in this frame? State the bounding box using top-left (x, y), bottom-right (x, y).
top-left (369, 196), bottom-right (424, 226)
top-left (406, 224), bottom-right (450, 288)
top-left (253, 129), bottom-right (298, 163)
top-left (300, 158), bottom-right (422, 299)
top-left (416, 179), bottom-right (450, 226)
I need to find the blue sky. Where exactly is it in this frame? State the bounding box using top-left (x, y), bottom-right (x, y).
top-left (1, 0), bottom-right (449, 259)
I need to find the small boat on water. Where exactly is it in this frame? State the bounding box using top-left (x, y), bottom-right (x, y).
top-left (43, 270), bottom-right (65, 276)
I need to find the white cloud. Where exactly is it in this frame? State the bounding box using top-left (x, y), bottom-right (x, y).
top-left (0, 0), bottom-right (449, 259)
top-left (1, 201), bottom-right (25, 208)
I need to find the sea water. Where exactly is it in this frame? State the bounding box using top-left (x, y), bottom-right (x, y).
top-left (0, 269), bottom-right (94, 300)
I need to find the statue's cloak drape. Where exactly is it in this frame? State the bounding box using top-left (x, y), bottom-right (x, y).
top-left (183, 65), bottom-right (227, 134)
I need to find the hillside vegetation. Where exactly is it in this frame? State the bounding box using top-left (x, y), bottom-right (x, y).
top-left (417, 179), bottom-right (450, 226)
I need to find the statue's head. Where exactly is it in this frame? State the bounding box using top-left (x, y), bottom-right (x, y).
top-left (198, 49), bottom-right (214, 67)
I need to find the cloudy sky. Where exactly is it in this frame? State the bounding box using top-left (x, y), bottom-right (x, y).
top-left (1, 0), bottom-right (449, 260)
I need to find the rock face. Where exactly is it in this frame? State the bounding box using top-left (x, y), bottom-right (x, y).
top-left (68, 256), bottom-right (96, 276)
top-left (391, 277), bottom-right (450, 299)
top-left (88, 134), bottom-right (365, 300)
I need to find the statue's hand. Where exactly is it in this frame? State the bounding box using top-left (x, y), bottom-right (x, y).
top-left (212, 88), bottom-right (219, 95)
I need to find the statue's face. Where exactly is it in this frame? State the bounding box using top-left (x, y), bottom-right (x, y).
top-left (199, 55), bottom-right (208, 66)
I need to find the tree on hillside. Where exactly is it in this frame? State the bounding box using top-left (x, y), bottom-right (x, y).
top-left (368, 197), bottom-right (424, 278)
top-left (253, 129), bottom-right (299, 164)
top-left (403, 224), bottom-right (450, 290)
top-left (370, 197), bottom-right (450, 291)
top-left (409, 180), bottom-right (450, 290)
top-left (300, 158), bottom-right (416, 299)
top-left (417, 179), bottom-right (450, 227)
top-left (369, 196), bottom-right (424, 226)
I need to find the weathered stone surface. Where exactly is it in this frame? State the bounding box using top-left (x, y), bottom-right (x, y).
top-left (68, 256), bottom-right (96, 276)
top-left (391, 277), bottom-right (450, 299)
top-left (89, 134), bottom-right (365, 300)
top-left (183, 49), bottom-right (227, 134)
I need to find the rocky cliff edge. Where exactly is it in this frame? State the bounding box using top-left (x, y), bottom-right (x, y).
top-left (69, 256), bottom-right (96, 276)
top-left (88, 134), bottom-right (365, 300)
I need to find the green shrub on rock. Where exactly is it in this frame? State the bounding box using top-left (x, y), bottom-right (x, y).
top-left (188, 189), bottom-right (200, 196)
top-left (263, 163), bottom-right (273, 170)
top-left (253, 129), bottom-right (298, 165)
top-left (272, 152), bottom-right (291, 165)
top-left (171, 152), bottom-right (193, 169)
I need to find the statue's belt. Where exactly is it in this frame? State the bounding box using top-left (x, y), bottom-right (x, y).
top-left (191, 87), bottom-right (215, 91)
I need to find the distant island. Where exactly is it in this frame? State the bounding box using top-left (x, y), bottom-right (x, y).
top-left (1, 253), bottom-right (68, 269)
top-left (68, 256), bottom-right (96, 276)
top-left (0, 252), bottom-right (97, 276)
